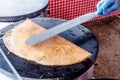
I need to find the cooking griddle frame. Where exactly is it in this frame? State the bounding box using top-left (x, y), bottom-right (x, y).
top-left (0, 18), bottom-right (99, 79)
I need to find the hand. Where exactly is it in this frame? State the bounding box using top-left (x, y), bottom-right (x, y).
top-left (96, 0), bottom-right (120, 16)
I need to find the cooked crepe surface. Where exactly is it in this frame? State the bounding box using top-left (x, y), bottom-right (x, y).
top-left (3, 19), bottom-right (91, 66)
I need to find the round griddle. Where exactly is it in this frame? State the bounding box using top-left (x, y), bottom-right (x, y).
top-left (0, 0), bottom-right (48, 22)
top-left (0, 18), bottom-right (99, 79)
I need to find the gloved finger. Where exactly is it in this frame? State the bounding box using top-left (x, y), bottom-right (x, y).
top-left (100, 0), bottom-right (114, 11)
top-left (96, 0), bottom-right (104, 9)
top-left (96, 0), bottom-right (104, 15)
top-left (104, 3), bottom-right (120, 15)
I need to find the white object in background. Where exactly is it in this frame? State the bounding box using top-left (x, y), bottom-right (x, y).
top-left (0, 0), bottom-right (48, 16)
top-left (0, 72), bottom-right (13, 80)
top-left (0, 22), bottom-right (12, 29)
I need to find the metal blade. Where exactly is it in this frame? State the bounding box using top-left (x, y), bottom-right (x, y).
top-left (26, 12), bottom-right (97, 45)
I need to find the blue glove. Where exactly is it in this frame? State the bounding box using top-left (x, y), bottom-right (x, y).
top-left (97, 0), bottom-right (120, 16)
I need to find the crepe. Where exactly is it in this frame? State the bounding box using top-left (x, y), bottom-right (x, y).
top-left (3, 19), bottom-right (91, 66)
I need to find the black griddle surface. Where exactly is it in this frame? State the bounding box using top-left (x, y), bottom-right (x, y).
top-left (0, 18), bottom-right (99, 79)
